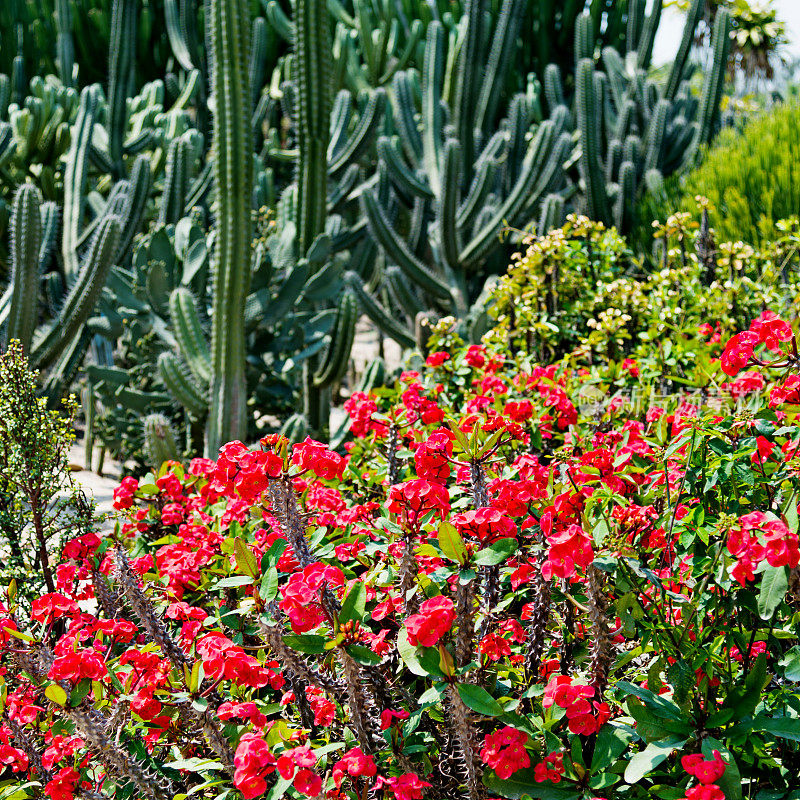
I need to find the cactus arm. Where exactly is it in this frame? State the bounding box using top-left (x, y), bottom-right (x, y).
top-left (693, 9), bottom-right (731, 154)
top-left (295, 0), bottom-right (331, 255)
top-left (421, 21), bottom-right (445, 196)
top-left (143, 413), bottom-right (180, 469)
top-left (328, 88), bottom-right (387, 175)
top-left (165, 0), bottom-right (195, 71)
top-left (386, 265), bottom-right (425, 320)
top-left (575, 58), bottom-right (610, 225)
top-left (7, 183), bottom-right (42, 353)
top-left (31, 214), bottom-right (122, 370)
top-left (636, 0), bottom-right (663, 71)
top-left (116, 155), bottom-right (153, 263)
top-left (157, 351), bottom-right (208, 418)
top-left (344, 271), bottom-right (415, 349)
top-left (169, 287), bottom-right (213, 385)
top-left (265, 1), bottom-right (295, 43)
top-left (360, 188), bottom-right (451, 299)
top-left (437, 137), bottom-right (462, 272)
top-left (55, 0), bottom-right (75, 87)
top-left (614, 159), bottom-right (636, 233)
top-left (378, 135), bottom-right (434, 200)
top-left (108, 0), bottom-right (138, 176)
top-left (537, 193), bottom-right (566, 234)
top-left (644, 98), bottom-right (669, 173)
top-left (456, 155), bottom-right (499, 231)
top-left (313, 288), bottom-right (357, 388)
top-left (206, 0), bottom-right (253, 453)
top-left (453, 0), bottom-right (485, 171)
top-left (392, 70), bottom-right (423, 165)
top-left (62, 85), bottom-right (98, 280)
top-left (665, 0), bottom-right (704, 101)
top-left (159, 137), bottom-right (189, 226)
top-left (460, 119), bottom-right (559, 269)
top-left (475, 0), bottom-right (525, 134)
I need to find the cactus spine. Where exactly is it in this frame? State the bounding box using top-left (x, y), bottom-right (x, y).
top-left (205, 0), bottom-right (253, 454)
top-left (143, 413), bottom-right (180, 470)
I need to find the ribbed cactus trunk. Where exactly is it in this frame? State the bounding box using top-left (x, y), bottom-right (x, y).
top-left (205, 0), bottom-right (253, 455)
top-left (295, 0), bottom-right (331, 255)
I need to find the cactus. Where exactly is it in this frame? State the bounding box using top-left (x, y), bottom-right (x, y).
top-left (142, 413), bottom-right (180, 469)
top-left (6, 183), bottom-right (42, 353)
top-left (205, 0), bottom-right (253, 454)
top-left (295, 0), bottom-right (331, 255)
top-left (159, 135), bottom-right (190, 226)
top-left (108, 0), bottom-right (138, 175)
top-left (30, 214), bottom-right (122, 370)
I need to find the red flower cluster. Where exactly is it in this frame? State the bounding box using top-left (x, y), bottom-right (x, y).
top-left (452, 506), bottom-right (516, 545)
top-left (332, 747), bottom-right (377, 788)
top-left (480, 726), bottom-right (530, 779)
top-left (721, 313), bottom-right (792, 376)
top-left (542, 524), bottom-right (594, 580)
top-left (727, 512), bottom-right (800, 585)
top-left (533, 751), bottom-right (565, 783)
top-left (543, 675), bottom-right (611, 735)
top-left (405, 596), bottom-right (455, 647)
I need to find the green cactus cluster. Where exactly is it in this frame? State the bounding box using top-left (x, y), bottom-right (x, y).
top-left (0, 0), bottom-right (739, 466)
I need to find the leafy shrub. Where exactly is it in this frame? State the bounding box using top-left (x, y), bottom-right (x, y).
top-left (6, 312), bottom-right (800, 798)
top-left (485, 213), bottom-right (798, 368)
top-left (643, 102), bottom-right (800, 245)
top-left (0, 341), bottom-right (97, 603)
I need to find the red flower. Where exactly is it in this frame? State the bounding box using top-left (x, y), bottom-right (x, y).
top-left (44, 767), bottom-right (80, 800)
top-left (375, 773), bottom-right (431, 800)
top-left (387, 479), bottom-right (450, 526)
top-left (113, 476), bottom-right (139, 510)
top-left (31, 594), bottom-right (79, 625)
top-left (405, 596), bottom-right (455, 647)
top-left (292, 437), bottom-right (345, 480)
top-left (332, 747), bottom-right (377, 788)
top-left (480, 726), bottom-right (530, 779)
top-left (684, 785), bottom-right (726, 800)
top-left (426, 352), bottom-right (450, 367)
top-left (233, 733), bottom-right (276, 799)
top-left (750, 313), bottom-right (792, 352)
top-left (533, 751), bottom-right (564, 784)
top-left (453, 507), bottom-right (516, 546)
top-left (720, 331), bottom-right (759, 376)
top-left (542, 524), bottom-right (594, 580)
top-left (681, 751), bottom-right (726, 785)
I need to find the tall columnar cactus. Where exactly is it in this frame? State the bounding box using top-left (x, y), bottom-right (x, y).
top-left (108, 0), bottom-right (138, 176)
top-left (295, 0), bottom-right (332, 255)
top-left (352, 0), bottom-right (570, 343)
top-left (54, 0), bottom-right (75, 88)
top-left (205, 0), bottom-right (253, 454)
top-left (6, 183), bottom-right (42, 353)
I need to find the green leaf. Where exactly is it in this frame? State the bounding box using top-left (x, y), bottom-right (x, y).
top-left (474, 538), bottom-right (518, 566)
top-left (483, 768), bottom-right (581, 799)
top-left (779, 646), bottom-right (800, 681)
top-left (590, 723), bottom-right (637, 773)
top-left (456, 683), bottom-right (504, 717)
top-left (45, 684), bottom-right (68, 706)
top-left (282, 634), bottom-right (327, 655)
top-left (259, 567), bottom-right (279, 602)
top-left (345, 644), bottom-right (382, 665)
top-left (396, 628), bottom-right (428, 677)
top-left (758, 565), bottom-right (788, 619)
top-left (723, 653), bottom-right (768, 719)
top-left (261, 539), bottom-right (288, 571)
top-left (339, 582), bottom-right (366, 624)
top-left (438, 521), bottom-right (468, 564)
top-left (752, 713), bottom-right (800, 741)
top-left (69, 680), bottom-right (92, 708)
top-left (624, 738), bottom-right (687, 784)
top-left (234, 538), bottom-right (259, 579)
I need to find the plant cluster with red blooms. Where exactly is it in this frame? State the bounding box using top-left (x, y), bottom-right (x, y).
top-left (7, 324), bottom-right (800, 800)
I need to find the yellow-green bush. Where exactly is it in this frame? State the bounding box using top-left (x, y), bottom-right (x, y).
top-left (644, 102), bottom-right (800, 246)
